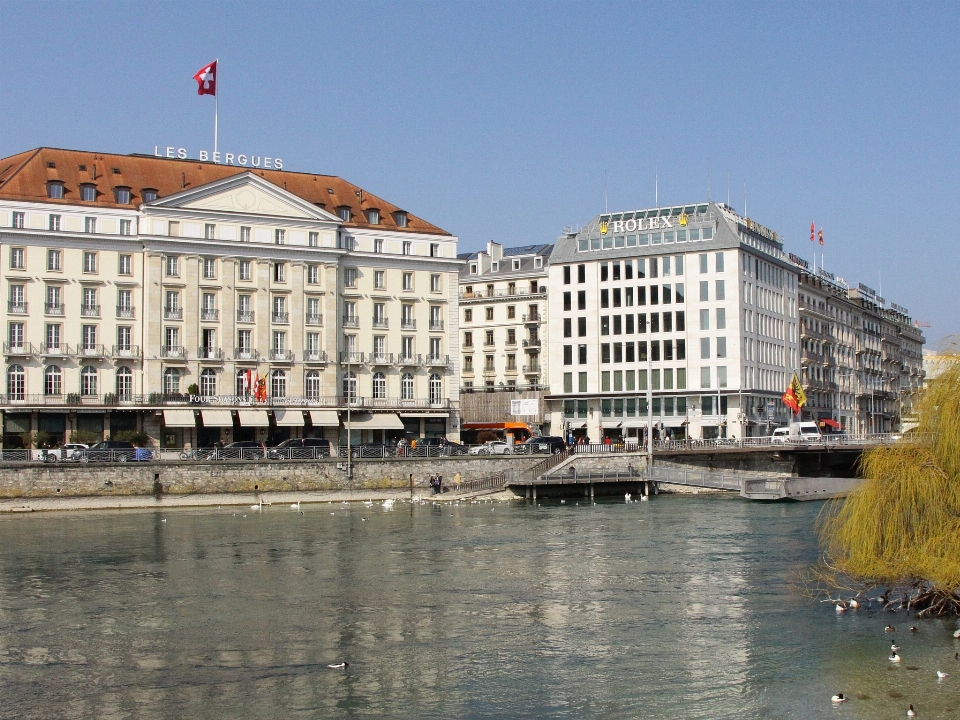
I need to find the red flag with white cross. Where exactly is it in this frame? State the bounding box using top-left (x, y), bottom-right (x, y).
top-left (193, 61), bottom-right (217, 96)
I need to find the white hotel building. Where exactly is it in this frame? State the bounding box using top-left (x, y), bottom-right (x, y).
top-left (0, 147), bottom-right (462, 449)
top-left (544, 202), bottom-right (801, 442)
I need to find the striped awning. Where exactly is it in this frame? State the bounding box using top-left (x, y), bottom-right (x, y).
top-left (237, 410), bottom-right (270, 427)
top-left (309, 410), bottom-right (340, 427)
top-left (200, 409), bottom-right (234, 427)
top-left (273, 410), bottom-right (306, 427)
top-left (163, 409), bottom-right (196, 427)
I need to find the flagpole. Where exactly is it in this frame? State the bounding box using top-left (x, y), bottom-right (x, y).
top-left (214, 58), bottom-right (219, 155)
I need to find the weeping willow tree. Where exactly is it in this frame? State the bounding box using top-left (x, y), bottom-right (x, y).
top-left (818, 348), bottom-right (960, 615)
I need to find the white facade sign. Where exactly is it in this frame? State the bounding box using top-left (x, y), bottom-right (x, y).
top-left (154, 146), bottom-right (284, 170)
top-left (510, 399), bottom-right (539, 416)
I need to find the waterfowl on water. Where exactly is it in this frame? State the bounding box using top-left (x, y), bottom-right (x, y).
top-left (910, 626), bottom-right (919, 633)
top-left (291, 501), bottom-right (300, 510)
top-left (327, 662), bottom-right (349, 669)
top-left (849, 599), bottom-right (860, 609)
top-left (953, 629), bottom-right (960, 638)
top-left (891, 643), bottom-right (901, 652)
top-left (836, 602), bottom-right (848, 613)
top-left (890, 652), bottom-right (902, 663)
top-left (886, 625), bottom-right (896, 633)
top-left (831, 693), bottom-right (847, 703)
top-left (937, 670), bottom-right (949, 678)
top-left (907, 705), bottom-right (917, 717)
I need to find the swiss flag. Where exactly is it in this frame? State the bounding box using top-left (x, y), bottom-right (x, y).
top-left (193, 61), bottom-right (217, 96)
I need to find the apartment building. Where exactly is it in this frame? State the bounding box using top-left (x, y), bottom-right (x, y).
top-left (0, 148), bottom-right (461, 448)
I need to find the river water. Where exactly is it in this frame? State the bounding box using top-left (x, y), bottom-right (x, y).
top-left (1, 495), bottom-right (959, 719)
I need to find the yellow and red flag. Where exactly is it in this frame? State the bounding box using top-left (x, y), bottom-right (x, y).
top-left (781, 374), bottom-right (807, 415)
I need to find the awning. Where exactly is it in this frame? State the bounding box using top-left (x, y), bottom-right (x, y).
top-left (567, 421), bottom-right (587, 429)
top-left (399, 412), bottom-right (449, 418)
top-left (622, 420), bottom-right (652, 429)
top-left (237, 409), bottom-right (270, 427)
top-left (600, 420), bottom-right (623, 429)
top-left (819, 418), bottom-right (841, 429)
top-left (273, 410), bottom-right (306, 427)
top-left (163, 409), bottom-right (196, 427)
top-left (309, 410), bottom-right (341, 427)
top-left (344, 413), bottom-right (405, 430)
top-left (201, 409), bottom-right (234, 427)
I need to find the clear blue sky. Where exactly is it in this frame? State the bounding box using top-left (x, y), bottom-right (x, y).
top-left (1, 1), bottom-right (957, 344)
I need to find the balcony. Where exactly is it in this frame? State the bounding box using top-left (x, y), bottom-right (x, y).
top-left (425, 354), bottom-right (451, 368)
top-left (372, 317), bottom-right (389, 329)
top-left (272, 312), bottom-right (289, 324)
top-left (196, 347), bottom-right (224, 361)
top-left (8, 302), bottom-right (27, 315)
top-left (342, 315), bottom-right (359, 328)
top-left (522, 364), bottom-right (541, 374)
top-left (523, 338), bottom-right (541, 348)
top-left (234, 348), bottom-right (259, 362)
top-left (80, 304), bottom-right (100, 318)
top-left (429, 320), bottom-right (444, 331)
top-left (369, 352), bottom-right (395, 366)
top-left (161, 345), bottom-right (186, 360)
top-left (164, 307), bottom-right (183, 320)
top-left (522, 313), bottom-right (541, 323)
top-left (40, 343), bottom-right (71, 358)
top-left (201, 309), bottom-right (220, 322)
top-left (400, 319), bottom-right (417, 330)
top-left (3, 342), bottom-right (34, 357)
top-left (269, 349), bottom-right (294, 362)
top-left (340, 352), bottom-right (365, 365)
top-left (397, 354), bottom-right (421, 367)
top-left (306, 314), bottom-right (323, 326)
top-left (237, 310), bottom-right (255, 323)
top-left (303, 350), bottom-right (328, 364)
top-left (78, 344), bottom-right (107, 359)
top-left (111, 345), bottom-right (141, 360)
top-left (45, 303), bottom-right (64, 316)
top-left (116, 305), bottom-right (135, 319)
top-left (459, 286), bottom-right (546, 300)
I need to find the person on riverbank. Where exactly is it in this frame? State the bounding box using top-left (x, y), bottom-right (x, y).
top-left (454, 472), bottom-right (462, 493)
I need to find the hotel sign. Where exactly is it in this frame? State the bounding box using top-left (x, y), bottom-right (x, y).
top-left (153, 146), bottom-right (284, 170)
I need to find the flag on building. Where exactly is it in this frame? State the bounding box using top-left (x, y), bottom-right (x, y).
top-left (193, 61), bottom-right (217, 96)
top-left (818, 228), bottom-right (824, 246)
top-left (810, 222), bottom-right (815, 242)
top-left (781, 374), bottom-right (807, 415)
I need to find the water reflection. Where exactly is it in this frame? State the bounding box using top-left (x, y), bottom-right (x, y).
top-left (0, 498), bottom-right (958, 719)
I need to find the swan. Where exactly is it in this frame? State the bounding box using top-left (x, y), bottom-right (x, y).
top-left (251, 499), bottom-right (262, 511)
top-left (831, 694), bottom-right (847, 703)
top-left (327, 662), bottom-right (349, 669)
top-left (907, 705), bottom-right (916, 717)
top-left (890, 652), bottom-right (901, 663)
top-left (625, 493), bottom-right (631, 503)
top-left (937, 670), bottom-right (949, 678)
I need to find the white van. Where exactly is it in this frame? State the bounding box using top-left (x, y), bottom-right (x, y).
top-left (771, 423), bottom-right (821, 444)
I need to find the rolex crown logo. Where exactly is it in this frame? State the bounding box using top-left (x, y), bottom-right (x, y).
top-left (678, 212), bottom-right (688, 227)
top-left (599, 220), bottom-right (609, 235)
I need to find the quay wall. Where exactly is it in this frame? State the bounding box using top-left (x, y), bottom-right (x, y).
top-left (0, 457), bottom-right (543, 500)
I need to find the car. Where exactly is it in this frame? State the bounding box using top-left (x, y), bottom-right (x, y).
top-left (79, 441), bottom-right (148, 462)
top-left (469, 440), bottom-right (513, 455)
top-left (521, 436), bottom-right (567, 454)
top-left (267, 437), bottom-right (331, 459)
top-left (40, 443), bottom-right (89, 463)
top-left (217, 441), bottom-right (266, 460)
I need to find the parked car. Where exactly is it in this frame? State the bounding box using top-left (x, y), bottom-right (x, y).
top-left (217, 441), bottom-right (266, 460)
top-left (469, 440), bottom-right (513, 455)
top-left (40, 443), bottom-right (89, 462)
top-left (79, 441), bottom-right (151, 462)
top-left (267, 437), bottom-right (331, 459)
top-left (521, 436), bottom-right (567, 454)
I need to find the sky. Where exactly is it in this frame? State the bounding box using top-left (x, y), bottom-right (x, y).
top-left (1, 1), bottom-right (957, 344)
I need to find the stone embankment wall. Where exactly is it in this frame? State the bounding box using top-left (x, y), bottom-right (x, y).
top-left (0, 457), bottom-right (543, 499)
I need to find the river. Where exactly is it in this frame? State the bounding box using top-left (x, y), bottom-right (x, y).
top-left (1, 495), bottom-right (958, 719)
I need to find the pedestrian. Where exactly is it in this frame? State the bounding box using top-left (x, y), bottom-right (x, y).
top-left (454, 471), bottom-right (462, 493)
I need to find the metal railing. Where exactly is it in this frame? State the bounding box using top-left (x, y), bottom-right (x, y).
top-left (116, 306), bottom-right (135, 319)
top-left (201, 309), bottom-right (220, 321)
top-left (112, 345), bottom-right (141, 358)
top-left (425, 354), bottom-right (451, 367)
top-left (45, 303), bottom-right (65, 316)
top-left (80, 304), bottom-right (100, 317)
top-left (397, 354), bottom-right (421, 366)
top-left (40, 343), bottom-right (71, 356)
top-left (401, 319), bottom-right (417, 330)
top-left (269, 349), bottom-right (294, 362)
top-left (196, 347), bottom-right (223, 360)
top-left (429, 320), bottom-right (444, 331)
top-left (161, 345), bottom-right (186, 359)
top-left (303, 351), bottom-right (327, 363)
top-left (8, 302), bottom-right (27, 314)
top-left (369, 352), bottom-right (394, 365)
top-left (3, 342), bottom-right (34, 355)
top-left (78, 344), bottom-right (107, 358)
top-left (306, 314), bottom-right (323, 326)
top-left (342, 316), bottom-right (359, 328)
top-left (340, 352), bottom-right (365, 364)
top-left (372, 317), bottom-right (389, 329)
top-left (237, 310), bottom-right (255, 322)
top-left (234, 348), bottom-right (259, 361)
top-left (272, 312), bottom-right (289, 323)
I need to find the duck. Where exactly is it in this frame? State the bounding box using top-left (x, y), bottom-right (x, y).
top-left (907, 705), bottom-right (917, 717)
top-left (327, 662), bottom-right (349, 669)
top-left (625, 493), bottom-right (632, 503)
top-left (937, 670), bottom-right (949, 679)
top-left (886, 625), bottom-right (896, 633)
top-left (891, 643), bottom-right (901, 652)
top-left (836, 602), bottom-right (848, 613)
top-left (910, 626), bottom-right (919, 633)
top-left (831, 693), bottom-right (847, 703)
top-left (849, 599), bottom-right (860, 609)
top-left (953, 629), bottom-right (960, 638)
top-left (890, 652), bottom-right (902, 663)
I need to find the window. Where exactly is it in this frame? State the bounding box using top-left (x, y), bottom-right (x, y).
top-left (464, 356), bottom-right (473, 371)
top-left (402, 241), bottom-right (412, 256)
top-left (80, 184), bottom-right (96, 202)
top-left (600, 316), bottom-right (609, 335)
top-left (202, 257), bottom-right (216, 279)
top-left (464, 308), bottom-right (473, 323)
top-left (142, 189), bottom-right (158, 203)
top-left (600, 263), bottom-right (608, 282)
top-left (430, 243), bottom-right (440, 258)
top-left (344, 268), bottom-right (358, 288)
top-left (199, 369), bottom-right (216, 398)
top-left (45, 365), bottom-right (62, 396)
top-left (699, 253), bottom-right (708, 273)
top-left (700, 308), bottom-right (710, 330)
top-left (118, 254), bottom-right (132, 275)
top-left (429, 374), bottom-right (442, 404)
top-left (715, 280), bottom-right (725, 301)
top-left (716, 308), bottom-right (726, 329)
top-left (577, 290), bottom-right (586, 310)
top-left (9, 247), bottom-right (24, 270)
top-left (80, 366), bottom-right (98, 396)
top-left (49, 214), bottom-right (61, 231)
top-left (563, 318), bottom-right (571, 337)
top-left (308, 231), bottom-right (319, 247)
top-left (305, 371), bottom-right (321, 400)
top-left (402, 272), bottom-right (413, 291)
top-left (82, 217), bottom-right (97, 234)
top-left (564, 372), bottom-right (573, 393)
top-left (240, 226), bottom-right (251, 242)
top-left (116, 325), bottom-right (132, 349)
top-left (715, 252), bottom-right (725, 273)
top-left (699, 281), bottom-right (709, 302)
top-left (677, 339), bottom-right (686, 360)
top-left (577, 317), bottom-right (586, 336)
top-left (238, 260), bottom-right (251, 281)
top-left (579, 372), bottom-right (587, 392)
top-left (401, 373), bottom-right (414, 400)
top-left (115, 188), bottom-right (131, 204)
top-left (373, 372), bottom-right (387, 399)
top-left (307, 265), bottom-right (319, 284)
top-left (717, 366), bottom-right (728, 388)
top-left (431, 274), bottom-right (441, 292)
top-left (485, 330), bottom-right (494, 346)
top-left (563, 266), bottom-right (571, 284)
top-left (275, 229), bottom-right (285, 245)
top-left (700, 337), bottom-right (711, 359)
top-left (563, 345), bottom-right (573, 365)
top-left (271, 370), bottom-right (287, 398)
top-left (164, 326), bottom-right (179, 351)
top-left (507, 305), bottom-right (516, 319)
top-left (274, 263), bottom-right (286, 282)
top-left (578, 344), bottom-right (587, 364)
top-left (163, 367), bottom-right (181, 395)
top-left (12, 211), bottom-right (25, 229)
top-left (337, 207), bottom-right (351, 222)
top-left (464, 331), bottom-right (473, 347)
top-left (203, 223), bottom-right (216, 240)
top-left (373, 270), bottom-right (385, 289)
top-left (394, 211), bottom-right (408, 227)
top-left (716, 337), bottom-right (727, 358)
top-left (82, 287), bottom-right (98, 314)
top-left (8, 323), bottom-right (23, 348)
top-left (485, 307), bottom-right (494, 321)
top-left (83, 251), bottom-right (97, 274)
top-left (165, 255), bottom-right (179, 277)
top-left (371, 238), bottom-right (384, 254)
top-left (47, 182), bottom-right (64, 199)
top-left (165, 290), bottom-right (180, 312)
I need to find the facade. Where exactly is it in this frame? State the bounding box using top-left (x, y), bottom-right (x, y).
top-left (0, 147), bottom-right (462, 449)
top-left (544, 202), bottom-right (801, 443)
top-left (457, 242), bottom-right (551, 426)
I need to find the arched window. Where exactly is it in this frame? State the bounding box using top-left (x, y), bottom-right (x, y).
top-left (271, 370), bottom-right (286, 398)
top-left (80, 366), bottom-right (98, 396)
top-left (200, 368), bottom-right (217, 397)
top-left (429, 373), bottom-right (442, 405)
top-left (305, 370), bottom-right (321, 400)
top-left (6, 365), bottom-right (25, 400)
top-left (163, 367), bottom-right (180, 395)
top-left (372, 372), bottom-right (386, 399)
top-left (342, 371), bottom-right (357, 401)
top-left (44, 365), bottom-right (62, 396)
top-left (115, 367), bottom-right (132, 399)
top-left (401, 373), bottom-right (414, 401)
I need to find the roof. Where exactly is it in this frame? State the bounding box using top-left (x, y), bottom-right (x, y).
top-left (0, 147), bottom-right (450, 236)
top-left (503, 243), bottom-right (553, 257)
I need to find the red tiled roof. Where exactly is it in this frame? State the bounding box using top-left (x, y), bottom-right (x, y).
top-left (0, 147), bottom-right (450, 236)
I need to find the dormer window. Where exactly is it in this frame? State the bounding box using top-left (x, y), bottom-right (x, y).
top-left (47, 182), bottom-right (64, 199)
top-left (366, 209), bottom-right (380, 224)
top-left (142, 189), bottom-right (158, 202)
top-left (115, 187), bottom-right (131, 204)
top-left (337, 206), bottom-right (351, 222)
top-left (393, 211), bottom-right (408, 228)
top-left (534, 256), bottom-right (543, 268)
top-left (470, 264), bottom-right (478, 274)
top-left (492, 262), bottom-right (499, 272)
top-left (512, 259), bottom-right (521, 270)
top-left (80, 184), bottom-right (97, 202)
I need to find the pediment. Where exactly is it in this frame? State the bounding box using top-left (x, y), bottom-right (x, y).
top-left (149, 172), bottom-right (340, 222)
